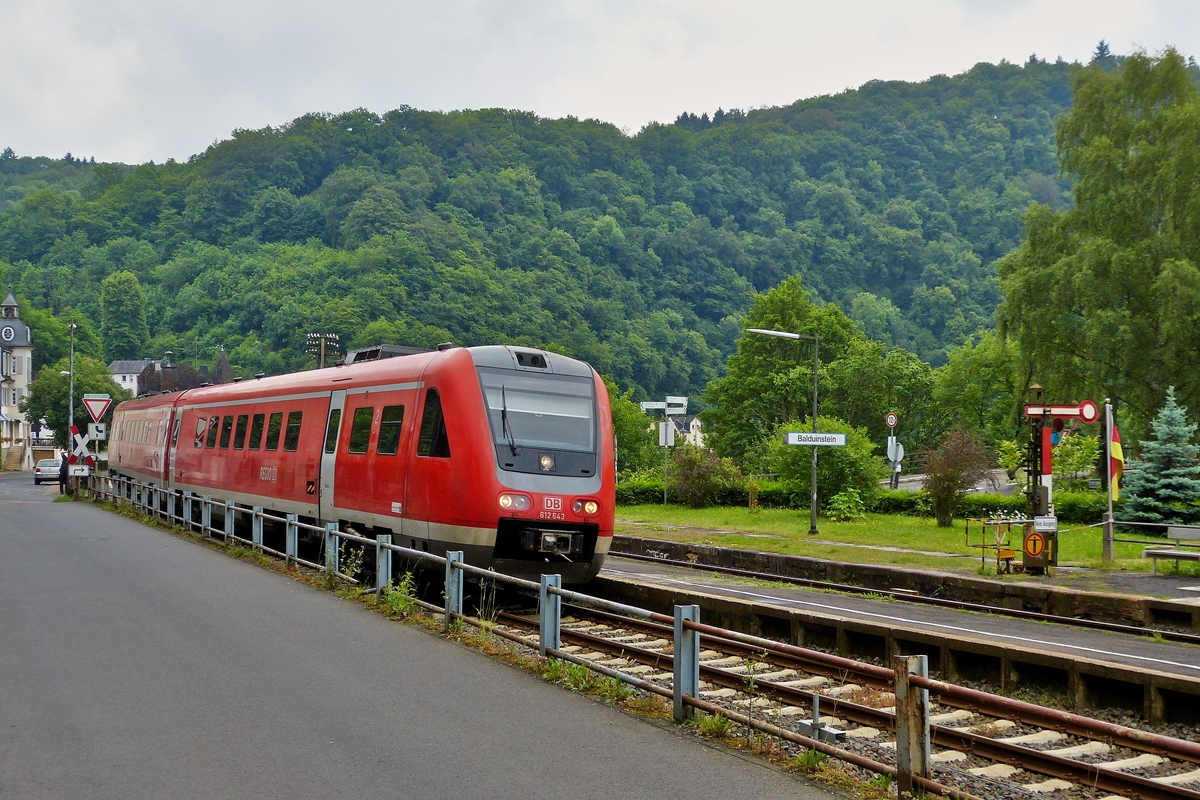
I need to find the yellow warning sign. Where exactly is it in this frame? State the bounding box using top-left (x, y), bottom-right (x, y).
top-left (1024, 531), bottom-right (1046, 558)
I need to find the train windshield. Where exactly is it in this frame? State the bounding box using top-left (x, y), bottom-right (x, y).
top-left (478, 369), bottom-right (595, 453)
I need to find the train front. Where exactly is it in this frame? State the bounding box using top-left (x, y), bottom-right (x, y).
top-left (470, 347), bottom-right (614, 583)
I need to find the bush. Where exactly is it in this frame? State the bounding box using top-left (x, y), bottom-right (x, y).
top-left (925, 430), bottom-right (992, 526)
top-left (616, 470), bottom-right (666, 505)
top-left (827, 488), bottom-right (867, 522)
top-left (759, 416), bottom-right (886, 511)
top-left (669, 444), bottom-right (743, 508)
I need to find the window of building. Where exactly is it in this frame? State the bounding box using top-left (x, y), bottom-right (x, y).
top-left (219, 416), bottom-right (233, 449)
top-left (234, 415), bottom-right (248, 449)
top-left (205, 416), bottom-right (220, 448)
top-left (283, 411), bottom-right (303, 452)
top-left (265, 412), bottom-right (283, 451)
top-left (323, 409), bottom-right (341, 454)
top-left (417, 389), bottom-right (451, 458)
top-left (248, 414), bottom-right (265, 450)
top-left (377, 405), bottom-right (404, 456)
top-left (348, 407), bottom-right (374, 454)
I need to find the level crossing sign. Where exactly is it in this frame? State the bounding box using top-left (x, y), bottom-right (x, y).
top-left (68, 425), bottom-right (95, 466)
top-left (82, 394), bottom-right (112, 423)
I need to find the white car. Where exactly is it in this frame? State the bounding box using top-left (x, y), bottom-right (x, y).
top-left (33, 459), bottom-right (62, 485)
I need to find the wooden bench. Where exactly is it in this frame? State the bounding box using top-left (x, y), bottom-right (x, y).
top-left (1144, 526), bottom-right (1200, 575)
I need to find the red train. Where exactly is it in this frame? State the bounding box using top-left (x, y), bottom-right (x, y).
top-left (108, 346), bottom-right (615, 583)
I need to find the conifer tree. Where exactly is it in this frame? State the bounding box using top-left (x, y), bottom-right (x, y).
top-left (1121, 387), bottom-right (1200, 527)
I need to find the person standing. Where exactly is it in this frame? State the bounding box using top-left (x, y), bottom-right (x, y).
top-left (58, 454), bottom-right (68, 495)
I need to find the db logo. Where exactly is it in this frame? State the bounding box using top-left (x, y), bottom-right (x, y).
top-left (543, 496), bottom-right (562, 511)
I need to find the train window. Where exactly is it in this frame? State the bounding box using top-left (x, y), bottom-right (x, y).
top-left (417, 389), bottom-right (451, 458)
top-left (324, 409), bottom-right (342, 454)
top-left (347, 407), bottom-right (373, 454)
top-left (377, 405), bottom-right (404, 456)
top-left (206, 416), bottom-right (220, 448)
top-left (234, 415), bottom-right (248, 449)
top-left (194, 417), bottom-right (207, 448)
top-left (284, 411), bottom-right (303, 452)
top-left (171, 418), bottom-right (180, 447)
top-left (219, 416), bottom-right (234, 449)
top-left (265, 412), bottom-right (283, 451)
top-left (248, 414), bottom-right (265, 450)
top-left (158, 419), bottom-right (166, 445)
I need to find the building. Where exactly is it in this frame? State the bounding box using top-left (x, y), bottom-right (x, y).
top-left (675, 415), bottom-right (705, 448)
top-left (0, 293), bottom-right (34, 470)
top-left (108, 359), bottom-right (155, 397)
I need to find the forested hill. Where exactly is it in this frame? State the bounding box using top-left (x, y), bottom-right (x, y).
top-left (0, 56), bottom-right (1075, 397)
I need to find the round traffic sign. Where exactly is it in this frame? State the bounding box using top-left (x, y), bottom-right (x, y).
top-left (885, 413), bottom-right (898, 428)
top-left (1025, 531), bottom-right (1046, 558)
top-left (1078, 399), bottom-right (1099, 423)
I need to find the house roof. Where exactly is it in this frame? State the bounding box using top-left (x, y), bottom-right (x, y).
top-left (108, 359), bottom-right (154, 374)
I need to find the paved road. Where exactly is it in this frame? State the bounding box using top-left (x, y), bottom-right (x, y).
top-left (604, 557), bottom-right (1200, 680)
top-left (0, 473), bottom-right (824, 799)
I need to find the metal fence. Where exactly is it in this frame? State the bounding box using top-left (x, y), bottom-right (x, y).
top-left (88, 473), bottom-right (979, 798)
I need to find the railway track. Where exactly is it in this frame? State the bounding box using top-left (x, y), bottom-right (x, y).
top-left (487, 603), bottom-right (1200, 800)
top-left (606, 551), bottom-right (1200, 646)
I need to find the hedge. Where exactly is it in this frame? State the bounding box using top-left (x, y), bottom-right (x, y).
top-left (616, 479), bottom-right (1116, 525)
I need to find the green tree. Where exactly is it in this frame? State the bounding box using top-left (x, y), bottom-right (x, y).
top-left (932, 331), bottom-right (1028, 448)
top-left (1121, 387), bottom-right (1200, 527)
top-left (702, 276), bottom-right (859, 463)
top-left (19, 355), bottom-right (131, 448)
top-left (100, 270), bottom-right (149, 361)
top-left (606, 380), bottom-right (658, 476)
top-left (757, 416), bottom-right (885, 510)
top-left (997, 49), bottom-right (1200, 438)
top-left (1052, 430), bottom-right (1101, 490)
top-left (19, 303), bottom-right (102, 372)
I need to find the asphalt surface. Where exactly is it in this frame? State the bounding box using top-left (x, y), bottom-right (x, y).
top-left (0, 472), bottom-right (825, 799)
top-left (602, 557), bottom-right (1200, 679)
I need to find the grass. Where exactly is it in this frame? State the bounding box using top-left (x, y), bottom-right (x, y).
top-left (616, 504), bottom-right (1151, 573)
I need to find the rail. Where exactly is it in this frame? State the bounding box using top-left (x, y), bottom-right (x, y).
top-left (86, 473), bottom-right (1200, 799)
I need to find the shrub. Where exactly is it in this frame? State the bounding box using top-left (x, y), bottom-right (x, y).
top-left (827, 488), bottom-right (867, 521)
top-left (925, 430), bottom-right (992, 526)
top-left (669, 444), bottom-right (743, 508)
top-left (761, 416), bottom-right (886, 511)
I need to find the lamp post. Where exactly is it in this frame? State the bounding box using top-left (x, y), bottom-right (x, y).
top-left (67, 323), bottom-right (76, 443)
top-left (748, 327), bottom-right (821, 536)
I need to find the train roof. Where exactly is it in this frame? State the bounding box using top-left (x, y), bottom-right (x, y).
top-left (114, 345), bottom-right (595, 412)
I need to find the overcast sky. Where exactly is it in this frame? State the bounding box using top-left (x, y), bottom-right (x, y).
top-left (1, 0), bottom-right (1197, 165)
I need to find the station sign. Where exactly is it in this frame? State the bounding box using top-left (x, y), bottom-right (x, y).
top-left (1033, 515), bottom-right (1058, 532)
top-left (784, 432), bottom-right (846, 447)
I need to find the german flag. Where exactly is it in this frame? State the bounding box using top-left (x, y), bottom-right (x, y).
top-left (1110, 425), bottom-right (1125, 502)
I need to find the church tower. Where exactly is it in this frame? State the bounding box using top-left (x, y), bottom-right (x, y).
top-left (1, 292), bottom-right (34, 470)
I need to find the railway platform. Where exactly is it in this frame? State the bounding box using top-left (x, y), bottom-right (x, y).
top-left (0, 473), bottom-right (832, 800)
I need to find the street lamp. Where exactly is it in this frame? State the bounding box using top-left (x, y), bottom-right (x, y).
top-left (67, 323), bottom-right (76, 442)
top-left (747, 327), bottom-right (820, 536)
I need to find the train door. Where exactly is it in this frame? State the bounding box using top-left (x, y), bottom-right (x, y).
top-left (319, 390), bottom-right (346, 521)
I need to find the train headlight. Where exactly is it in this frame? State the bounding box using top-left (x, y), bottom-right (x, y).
top-left (539, 453), bottom-right (555, 472)
top-left (572, 499), bottom-right (599, 515)
top-left (498, 493), bottom-right (531, 511)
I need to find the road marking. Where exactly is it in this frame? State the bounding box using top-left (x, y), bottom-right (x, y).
top-left (605, 570), bottom-right (1200, 674)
